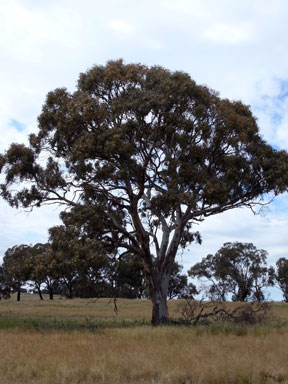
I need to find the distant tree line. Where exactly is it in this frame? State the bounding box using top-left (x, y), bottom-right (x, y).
top-left (1, 237), bottom-right (287, 303)
top-left (0, 225), bottom-right (196, 301)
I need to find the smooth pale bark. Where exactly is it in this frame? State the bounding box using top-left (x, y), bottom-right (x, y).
top-left (150, 273), bottom-right (170, 325)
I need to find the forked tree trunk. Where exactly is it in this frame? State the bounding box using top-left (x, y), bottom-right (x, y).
top-left (132, 207), bottom-right (183, 325)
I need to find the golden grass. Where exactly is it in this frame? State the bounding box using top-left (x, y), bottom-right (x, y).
top-left (0, 296), bottom-right (288, 383)
top-left (0, 327), bottom-right (288, 384)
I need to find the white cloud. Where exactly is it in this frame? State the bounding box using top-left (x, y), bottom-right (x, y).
top-left (0, 2), bottom-right (82, 54)
top-left (107, 19), bottom-right (135, 34)
top-left (203, 23), bottom-right (254, 44)
top-left (252, 79), bottom-right (288, 148)
top-left (0, 200), bottom-right (61, 261)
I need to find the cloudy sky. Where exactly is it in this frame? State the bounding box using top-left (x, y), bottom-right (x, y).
top-left (1, 0), bottom-right (288, 299)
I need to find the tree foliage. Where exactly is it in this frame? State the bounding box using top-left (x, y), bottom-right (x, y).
top-left (28, 242), bottom-right (59, 300)
top-left (1, 60), bottom-right (288, 323)
top-left (0, 265), bottom-right (10, 298)
top-left (115, 253), bottom-right (147, 299)
top-left (48, 222), bottom-right (108, 298)
top-left (2, 244), bottom-right (32, 301)
top-left (167, 262), bottom-right (198, 299)
top-left (271, 257), bottom-right (288, 302)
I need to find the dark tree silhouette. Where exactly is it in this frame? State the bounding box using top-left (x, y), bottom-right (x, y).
top-left (2, 245), bottom-right (32, 301)
top-left (271, 258), bottom-right (288, 302)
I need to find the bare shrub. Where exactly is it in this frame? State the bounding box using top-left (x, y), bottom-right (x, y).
top-left (0, 291), bottom-right (11, 300)
top-left (177, 299), bottom-right (272, 326)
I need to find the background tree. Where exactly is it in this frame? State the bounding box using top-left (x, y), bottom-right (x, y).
top-left (1, 60), bottom-right (288, 324)
top-left (271, 258), bottom-right (288, 302)
top-left (48, 218), bottom-right (108, 299)
top-left (115, 253), bottom-right (147, 299)
top-left (2, 244), bottom-right (32, 301)
top-left (73, 251), bottom-right (110, 298)
top-left (48, 225), bottom-right (82, 299)
top-left (189, 242), bottom-right (272, 302)
top-left (28, 242), bottom-right (58, 300)
top-left (0, 265), bottom-right (10, 299)
top-left (188, 252), bottom-right (229, 301)
top-left (167, 262), bottom-right (198, 299)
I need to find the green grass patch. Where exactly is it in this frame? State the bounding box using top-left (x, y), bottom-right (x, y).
top-left (0, 317), bottom-right (152, 332)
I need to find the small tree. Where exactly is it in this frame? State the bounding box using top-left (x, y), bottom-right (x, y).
top-left (189, 242), bottom-right (272, 302)
top-left (188, 253), bottom-right (229, 301)
top-left (0, 265), bottom-right (11, 299)
top-left (28, 243), bottom-right (57, 300)
top-left (167, 262), bottom-right (198, 299)
top-left (74, 252), bottom-right (110, 298)
top-left (2, 245), bottom-right (32, 301)
top-left (48, 225), bottom-right (80, 299)
top-left (1, 60), bottom-right (288, 324)
top-left (115, 253), bottom-right (147, 299)
top-left (48, 219), bottom-right (108, 299)
top-left (271, 258), bottom-right (288, 302)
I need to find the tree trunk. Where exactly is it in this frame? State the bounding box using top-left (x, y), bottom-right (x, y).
top-left (150, 273), bottom-right (170, 326)
top-left (36, 284), bottom-right (43, 300)
top-left (38, 288), bottom-right (43, 300)
top-left (69, 284), bottom-right (73, 299)
top-left (67, 282), bottom-right (73, 299)
top-left (46, 279), bottom-right (54, 300)
top-left (17, 289), bottom-right (21, 302)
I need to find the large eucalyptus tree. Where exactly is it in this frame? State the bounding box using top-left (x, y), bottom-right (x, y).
top-left (1, 60), bottom-right (288, 324)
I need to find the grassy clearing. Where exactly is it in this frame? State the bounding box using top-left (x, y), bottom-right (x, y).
top-left (0, 294), bottom-right (154, 324)
top-left (1, 293), bottom-right (288, 324)
top-left (0, 295), bottom-right (288, 383)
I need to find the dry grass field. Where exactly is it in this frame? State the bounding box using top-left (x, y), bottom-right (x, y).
top-left (0, 294), bottom-right (288, 384)
top-left (0, 294), bottom-right (155, 324)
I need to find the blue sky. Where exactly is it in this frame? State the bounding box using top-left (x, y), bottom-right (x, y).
top-left (0, 0), bottom-right (288, 300)
top-left (9, 119), bottom-right (26, 132)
